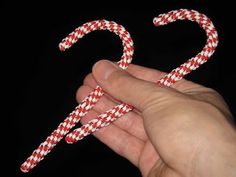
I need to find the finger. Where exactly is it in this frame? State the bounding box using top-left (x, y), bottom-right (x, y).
top-left (83, 66), bottom-right (164, 88)
top-left (90, 117), bottom-right (144, 167)
top-left (76, 85), bottom-right (148, 140)
top-left (92, 60), bottom-right (178, 111)
top-left (75, 103), bottom-right (144, 167)
top-left (82, 64), bottom-right (223, 118)
top-left (83, 62), bottom-right (201, 97)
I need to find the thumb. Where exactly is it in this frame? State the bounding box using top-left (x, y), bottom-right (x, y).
top-left (92, 60), bottom-right (170, 111)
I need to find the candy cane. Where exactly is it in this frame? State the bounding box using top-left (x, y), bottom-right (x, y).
top-left (65, 9), bottom-right (218, 143)
top-left (21, 9), bottom-right (218, 173)
top-left (20, 20), bottom-right (134, 173)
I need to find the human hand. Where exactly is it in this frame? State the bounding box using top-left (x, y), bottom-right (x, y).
top-left (76, 60), bottom-right (236, 177)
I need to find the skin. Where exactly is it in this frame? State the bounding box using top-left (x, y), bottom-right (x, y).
top-left (76, 60), bottom-right (236, 177)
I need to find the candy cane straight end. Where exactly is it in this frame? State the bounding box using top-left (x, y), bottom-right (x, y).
top-left (59, 42), bottom-right (66, 51)
top-left (20, 166), bottom-right (29, 173)
top-left (59, 46), bottom-right (65, 52)
top-left (65, 135), bottom-right (75, 144)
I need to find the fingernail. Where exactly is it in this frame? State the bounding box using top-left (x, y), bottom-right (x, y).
top-left (93, 60), bottom-right (118, 81)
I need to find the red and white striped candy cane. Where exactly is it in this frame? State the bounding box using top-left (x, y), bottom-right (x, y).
top-left (21, 9), bottom-right (219, 173)
top-left (64, 9), bottom-right (218, 143)
top-left (20, 20), bottom-right (134, 173)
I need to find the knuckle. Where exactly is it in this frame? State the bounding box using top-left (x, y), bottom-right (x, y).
top-left (110, 71), bottom-right (131, 88)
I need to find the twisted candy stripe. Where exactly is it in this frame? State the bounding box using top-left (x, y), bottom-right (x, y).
top-left (20, 20), bottom-right (134, 173)
top-left (21, 9), bottom-right (218, 173)
top-left (65, 9), bottom-right (218, 143)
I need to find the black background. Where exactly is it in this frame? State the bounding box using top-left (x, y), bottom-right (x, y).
top-left (3, 1), bottom-right (235, 177)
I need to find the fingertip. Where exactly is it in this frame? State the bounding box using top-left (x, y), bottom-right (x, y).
top-left (92, 60), bottom-right (119, 82)
top-left (76, 85), bottom-right (93, 103)
top-left (83, 73), bottom-right (97, 87)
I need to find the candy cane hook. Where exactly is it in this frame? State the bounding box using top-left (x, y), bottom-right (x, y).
top-left (20, 19), bottom-right (134, 173)
top-left (65, 9), bottom-right (218, 143)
